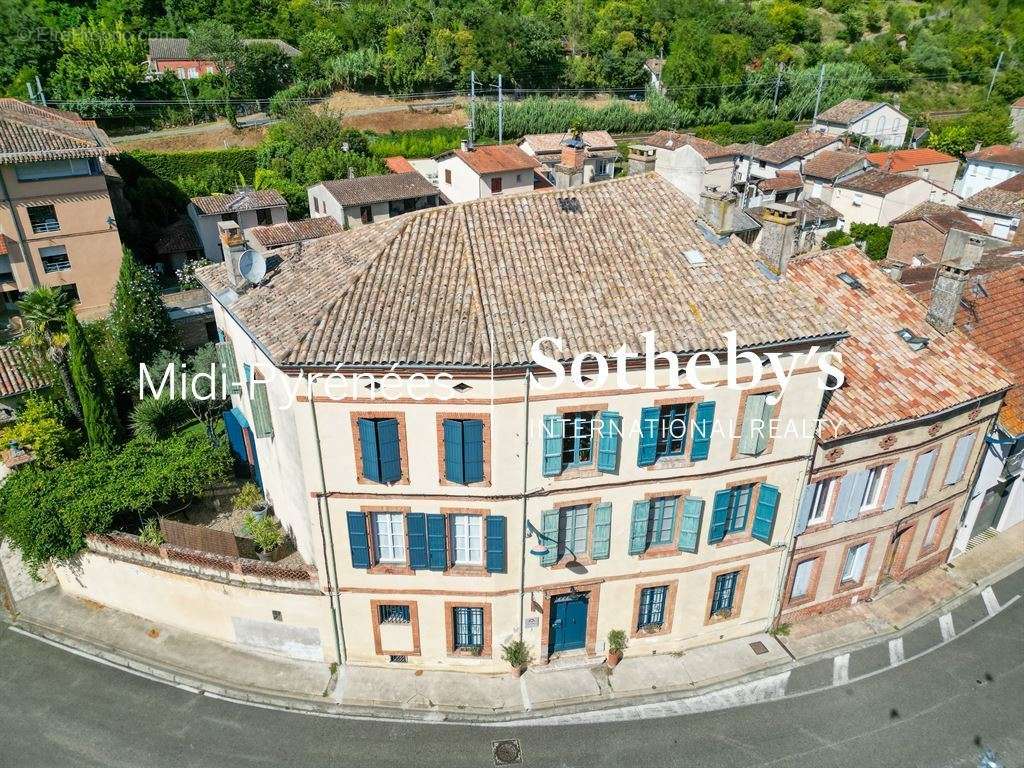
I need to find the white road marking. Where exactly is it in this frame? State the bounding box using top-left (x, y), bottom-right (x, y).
top-left (832, 654), bottom-right (850, 686)
top-left (939, 613), bottom-right (956, 642)
top-left (981, 586), bottom-right (1001, 616)
top-left (519, 674), bottom-right (532, 712)
top-left (888, 638), bottom-right (905, 667)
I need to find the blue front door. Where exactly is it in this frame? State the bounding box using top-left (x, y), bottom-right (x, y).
top-left (549, 593), bottom-right (588, 654)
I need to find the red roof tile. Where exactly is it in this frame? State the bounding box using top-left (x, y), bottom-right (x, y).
top-left (866, 148), bottom-right (958, 172)
top-left (0, 345), bottom-right (48, 399)
top-left (447, 144), bottom-right (540, 174)
top-left (966, 145), bottom-right (1024, 167)
top-left (385, 156), bottom-right (416, 174)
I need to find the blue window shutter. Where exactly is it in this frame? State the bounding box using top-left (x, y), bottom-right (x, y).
top-left (426, 513), bottom-right (447, 571)
top-left (678, 497), bottom-right (704, 553)
top-left (346, 511), bottom-right (370, 568)
top-left (592, 502), bottom-right (613, 559)
top-left (637, 406), bottom-right (660, 466)
top-left (443, 419), bottom-right (464, 483)
top-left (377, 418), bottom-right (402, 483)
top-left (839, 470), bottom-right (869, 522)
top-left (905, 451), bottom-right (935, 503)
top-left (542, 414), bottom-right (564, 476)
top-left (357, 418), bottom-right (381, 482)
top-left (709, 489), bottom-right (732, 543)
top-left (486, 515), bottom-right (506, 573)
top-left (690, 401), bottom-right (716, 461)
top-left (629, 500), bottom-right (650, 554)
top-left (882, 459), bottom-right (908, 510)
top-left (752, 483), bottom-right (780, 543)
top-left (407, 513), bottom-right (428, 570)
top-left (540, 509), bottom-right (559, 566)
top-left (944, 433), bottom-right (975, 485)
top-left (832, 472), bottom-right (858, 523)
top-left (794, 483), bottom-right (815, 535)
top-left (462, 419), bottom-right (485, 483)
top-left (597, 411), bottom-right (622, 473)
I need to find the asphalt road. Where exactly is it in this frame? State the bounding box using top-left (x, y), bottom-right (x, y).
top-left (2, 570), bottom-right (1022, 768)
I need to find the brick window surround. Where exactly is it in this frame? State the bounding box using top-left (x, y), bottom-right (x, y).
top-left (784, 553), bottom-right (825, 609)
top-left (643, 394), bottom-right (706, 471)
top-left (833, 536), bottom-right (875, 595)
top-left (637, 488), bottom-right (691, 559)
top-left (731, 385), bottom-right (782, 460)
top-left (361, 505), bottom-right (414, 575)
top-left (630, 580), bottom-right (679, 638)
top-left (370, 600), bottom-right (421, 657)
top-left (703, 564), bottom-right (750, 625)
top-left (444, 601), bottom-right (493, 658)
top-left (435, 412), bottom-right (492, 487)
top-left (919, 507), bottom-right (951, 557)
top-left (539, 581), bottom-right (602, 660)
top-left (551, 403), bottom-right (610, 481)
top-left (714, 476), bottom-right (768, 548)
top-left (350, 410), bottom-right (411, 485)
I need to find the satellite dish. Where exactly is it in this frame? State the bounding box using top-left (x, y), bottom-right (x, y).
top-left (238, 249), bottom-right (266, 285)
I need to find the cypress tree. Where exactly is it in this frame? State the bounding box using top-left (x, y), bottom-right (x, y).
top-left (109, 248), bottom-right (177, 367)
top-left (66, 309), bottom-right (120, 451)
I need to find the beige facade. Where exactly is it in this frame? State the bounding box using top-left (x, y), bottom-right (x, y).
top-left (831, 178), bottom-right (959, 228)
top-left (0, 161), bottom-right (124, 315)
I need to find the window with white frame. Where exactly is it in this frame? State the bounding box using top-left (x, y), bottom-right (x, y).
top-left (924, 512), bottom-right (943, 549)
top-left (791, 558), bottom-right (815, 599)
top-left (808, 478), bottom-right (836, 525)
top-left (841, 542), bottom-right (869, 583)
top-left (452, 514), bottom-right (483, 565)
top-left (556, 504), bottom-right (589, 559)
top-left (373, 512), bottom-right (406, 563)
top-left (859, 465), bottom-right (888, 511)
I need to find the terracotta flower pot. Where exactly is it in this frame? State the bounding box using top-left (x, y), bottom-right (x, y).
top-left (511, 665), bottom-right (526, 678)
top-left (607, 650), bottom-right (623, 668)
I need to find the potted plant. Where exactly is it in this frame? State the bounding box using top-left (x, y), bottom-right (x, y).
top-left (606, 629), bottom-right (627, 668)
top-left (501, 639), bottom-right (532, 677)
top-left (235, 482), bottom-right (267, 519)
top-left (244, 513), bottom-right (283, 561)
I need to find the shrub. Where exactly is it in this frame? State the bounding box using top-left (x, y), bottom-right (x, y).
top-left (823, 229), bottom-right (854, 249)
top-left (234, 482), bottom-right (264, 510)
top-left (113, 148), bottom-right (260, 189)
top-left (607, 629), bottom-right (627, 654)
top-left (368, 127), bottom-right (466, 159)
top-left (130, 395), bottom-right (189, 441)
top-left (501, 638), bottom-right (532, 668)
top-left (0, 396), bottom-right (81, 468)
top-left (138, 518), bottom-right (165, 546)
top-left (244, 513), bottom-right (283, 553)
top-left (849, 223), bottom-right (893, 260)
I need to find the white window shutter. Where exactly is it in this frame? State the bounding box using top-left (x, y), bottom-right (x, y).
top-left (906, 451), bottom-right (936, 503)
top-left (943, 433), bottom-right (976, 486)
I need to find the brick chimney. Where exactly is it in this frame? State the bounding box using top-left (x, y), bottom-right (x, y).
top-left (554, 131), bottom-right (587, 190)
top-left (926, 233), bottom-right (984, 333)
top-left (758, 204), bottom-right (799, 275)
top-left (699, 187), bottom-right (739, 234)
top-left (628, 144), bottom-right (657, 175)
top-left (218, 219), bottom-right (248, 289)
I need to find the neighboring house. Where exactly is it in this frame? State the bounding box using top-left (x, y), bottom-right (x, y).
top-left (435, 144), bottom-right (541, 203)
top-left (957, 145), bottom-right (1024, 198)
top-left (643, 131), bottom-right (736, 203)
top-left (747, 172), bottom-right (803, 207)
top-left (0, 98), bottom-right (124, 316)
top-left (802, 150), bottom-right (869, 203)
top-left (154, 218), bottom-right (203, 273)
top-left (162, 289), bottom-right (217, 351)
top-left (0, 344), bottom-right (47, 412)
top-left (518, 131), bottom-right (618, 185)
top-left (196, 173), bottom-right (848, 672)
top-left (384, 156), bottom-right (417, 174)
top-left (187, 189), bottom-right (288, 262)
top-left (814, 99), bottom-right (910, 148)
top-left (247, 217), bottom-right (342, 253)
top-left (308, 173), bottom-right (440, 229)
top-left (865, 148), bottom-right (960, 191)
top-left (886, 202), bottom-right (990, 266)
top-left (147, 38), bottom-right (300, 79)
top-left (958, 174), bottom-right (1024, 243)
top-left (742, 130), bottom-right (844, 182)
top-left (909, 127), bottom-right (930, 149)
top-left (1012, 97), bottom-right (1024, 144)
top-left (831, 170), bottom-right (959, 228)
top-left (781, 243), bottom-right (1010, 622)
top-left (748, 198), bottom-right (843, 253)
top-left (644, 58), bottom-right (665, 94)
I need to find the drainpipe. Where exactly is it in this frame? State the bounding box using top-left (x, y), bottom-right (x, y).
top-left (308, 388), bottom-right (346, 665)
top-left (770, 443), bottom-right (817, 633)
top-left (0, 170), bottom-right (40, 286)
top-left (517, 365), bottom-right (533, 640)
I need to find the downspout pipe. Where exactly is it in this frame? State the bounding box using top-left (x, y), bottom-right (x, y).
top-left (517, 365), bottom-right (532, 640)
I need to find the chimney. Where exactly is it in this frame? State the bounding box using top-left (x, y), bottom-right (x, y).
top-left (554, 131), bottom-right (586, 190)
top-left (882, 260), bottom-right (907, 282)
top-left (218, 219), bottom-right (248, 289)
top-left (460, 139), bottom-right (470, 152)
top-left (699, 187), bottom-right (739, 235)
top-left (758, 204), bottom-right (799, 275)
top-left (347, 166), bottom-right (356, 180)
top-left (926, 233), bottom-right (984, 333)
top-left (627, 144), bottom-right (657, 175)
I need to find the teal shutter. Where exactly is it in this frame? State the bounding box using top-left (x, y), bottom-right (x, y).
top-left (485, 515), bottom-right (506, 573)
top-left (709, 489), bottom-right (732, 543)
top-left (690, 401), bottom-right (716, 461)
top-left (250, 381), bottom-right (274, 438)
top-left (377, 418), bottom-right (402, 483)
top-left (637, 406), bottom-right (660, 466)
top-left (358, 418), bottom-right (381, 482)
top-left (462, 419), bottom-right (485, 483)
top-left (346, 511), bottom-right (370, 568)
top-left (794, 483), bottom-right (815, 535)
top-left (407, 513), bottom-right (428, 569)
top-left (443, 419), bottom-right (464, 483)
top-left (678, 497), bottom-right (704, 553)
top-left (882, 459), bottom-right (908, 510)
top-left (542, 414), bottom-right (564, 476)
top-left (597, 411), bottom-right (622, 473)
top-left (216, 340), bottom-right (241, 392)
top-left (751, 483), bottom-right (780, 543)
top-left (629, 500), bottom-right (649, 554)
top-left (426, 513), bottom-right (447, 571)
top-left (540, 509), bottom-right (559, 566)
top-left (592, 502), bottom-right (613, 559)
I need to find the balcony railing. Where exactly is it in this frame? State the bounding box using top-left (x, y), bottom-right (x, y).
top-left (30, 219), bottom-right (60, 233)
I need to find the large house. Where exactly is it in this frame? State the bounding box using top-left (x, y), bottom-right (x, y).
top-left (435, 144), bottom-right (542, 203)
top-left (740, 130), bottom-right (844, 182)
top-left (308, 173), bottom-right (440, 229)
top-left (518, 131), bottom-right (618, 186)
top-left (957, 145), bottom-right (1024, 198)
top-left (197, 174), bottom-right (851, 671)
top-left (865, 148), bottom-right (959, 191)
top-left (802, 150), bottom-right (869, 203)
top-left (147, 38), bottom-right (300, 79)
top-left (0, 98), bottom-right (124, 316)
top-left (831, 169), bottom-right (959, 228)
top-left (188, 188), bottom-right (288, 262)
top-left (642, 131), bottom-right (737, 202)
top-left (815, 99), bottom-right (910, 148)
top-left (958, 174), bottom-right (1024, 243)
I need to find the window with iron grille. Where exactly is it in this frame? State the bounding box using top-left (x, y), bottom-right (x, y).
top-left (637, 586), bottom-right (667, 630)
top-left (378, 604), bottom-right (411, 624)
top-left (27, 205), bottom-right (59, 233)
top-left (40, 245), bottom-right (70, 273)
top-left (453, 606), bottom-right (484, 650)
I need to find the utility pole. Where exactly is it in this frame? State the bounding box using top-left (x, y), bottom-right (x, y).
top-left (181, 77), bottom-right (195, 125)
top-left (811, 64), bottom-right (825, 125)
top-left (772, 63), bottom-right (784, 115)
top-left (30, 76), bottom-right (47, 107)
top-left (497, 74), bottom-right (504, 145)
top-left (469, 70), bottom-right (476, 148)
top-left (987, 51), bottom-right (1003, 100)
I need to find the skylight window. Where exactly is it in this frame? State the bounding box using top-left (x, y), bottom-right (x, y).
top-left (896, 328), bottom-right (929, 351)
top-left (684, 249), bottom-right (706, 266)
top-left (837, 271), bottom-right (863, 290)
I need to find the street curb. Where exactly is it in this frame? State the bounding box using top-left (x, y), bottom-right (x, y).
top-left (9, 558), bottom-right (1022, 725)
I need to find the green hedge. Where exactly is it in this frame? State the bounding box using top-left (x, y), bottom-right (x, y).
top-left (368, 127), bottom-right (467, 159)
top-left (113, 148), bottom-right (260, 188)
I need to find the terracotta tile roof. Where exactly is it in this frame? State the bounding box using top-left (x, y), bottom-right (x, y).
top-left (197, 174), bottom-right (845, 368)
top-left (249, 217), bottom-right (343, 249)
top-left (966, 145), bottom-right (1024, 167)
top-left (190, 189), bottom-right (287, 216)
top-left (642, 131), bottom-right (734, 160)
top-left (756, 172), bottom-right (803, 192)
top-left (0, 98), bottom-right (117, 163)
top-left (866, 148), bottom-right (957, 172)
top-left (443, 144), bottom-right (541, 175)
top-left (155, 219), bottom-right (201, 255)
top-left (319, 172), bottom-right (438, 208)
top-left (521, 131), bottom-right (616, 155)
top-left (959, 174), bottom-right (1024, 217)
top-left (898, 250), bottom-right (1024, 294)
top-left (1013, 97), bottom-right (1024, 108)
top-left (803, 150), bottom-right (867, 181)
top-left (754, 131), bottom-right (840, 165)
top-left (890, 202), bottom-right (987, 235)
top-left (148, 38), bottom-right (299, 59)
top-left (0, 345), bottom-right (48, 399)
top-left (789, 247), bottom-right (1011, 438)
top-left (837, 169), bottom-right (917, 195)
top-left (816, 99), bottom-right (886, 125)
top-left (384, 156), bottom-right (416, 174)
top-left (645, 58), bottom-right (665, 75)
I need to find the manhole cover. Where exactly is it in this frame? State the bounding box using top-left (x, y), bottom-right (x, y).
top-left (749, 641), bottom-right (769, 655)
top-left (492, 739), bottom-right (523, 766)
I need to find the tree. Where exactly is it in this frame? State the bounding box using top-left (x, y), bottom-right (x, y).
top-left (109, 249), bottom-right (177, 369)
top-left (189, 20), bottom-right (243, 121)
top-left (661, 19), bottom-right (720, 110)
top-left (234, 41), bottom-right (293, 100)
top-left (48, 19), bottom-right (147, 114)
top-left (849, 224), bottom-right (893, 260)
top-left (66, 309), bottom-right (120, 451)
top-left (16, 287), bottom-right (81, 420)
top-left (0, 396), bottom-right (81, 468)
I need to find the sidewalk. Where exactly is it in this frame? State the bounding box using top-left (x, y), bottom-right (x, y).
top-left (8, 523), bottom-right (1022, 723)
